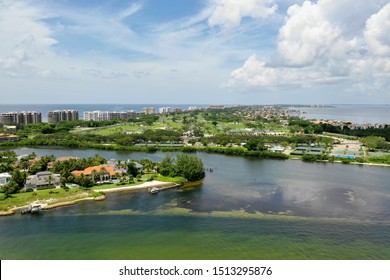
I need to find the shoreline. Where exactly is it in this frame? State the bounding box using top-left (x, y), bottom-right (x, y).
top-left (94, 180), bottom-right (178, 193)
top-left (0, 180), bottom-right (179, 216)
top-left (289, 157), bottom-right (390, 167)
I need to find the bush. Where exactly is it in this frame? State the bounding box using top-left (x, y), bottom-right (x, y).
top-left (302, 154), bottom-right (318, 162)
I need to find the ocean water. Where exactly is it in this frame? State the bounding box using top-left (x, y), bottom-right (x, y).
top-left (1, 104), bottom-right (389, 124)
top-left (289, 105), bottom-right (390, 124)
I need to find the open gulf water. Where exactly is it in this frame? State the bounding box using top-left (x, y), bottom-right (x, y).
top-left (290, 104), bottom-right (390, 124)
top-left (1, 148), bottom-right (390, 259)
top-left (1, 104), bottom-right (389, 123)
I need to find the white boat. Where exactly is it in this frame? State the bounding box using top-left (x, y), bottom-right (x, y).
top-left (21, 204), bottom-right (42, 215)
top-left (149, 187), bottom-right (160, 194)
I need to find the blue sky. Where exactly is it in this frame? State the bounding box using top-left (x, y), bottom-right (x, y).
top-left (1, 0), bottom-right (390, 104)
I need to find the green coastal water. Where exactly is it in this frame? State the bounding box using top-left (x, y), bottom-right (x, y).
top-left (1, 148), bottom-right (390, 259)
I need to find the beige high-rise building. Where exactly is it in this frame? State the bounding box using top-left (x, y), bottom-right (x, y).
top-left (0, 111), bottom-right (42, 125)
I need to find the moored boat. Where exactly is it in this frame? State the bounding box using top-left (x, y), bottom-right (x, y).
top-left (21, 204), bottom-right (42, 215)
top-left (148, 187), bottom-right (160, 194)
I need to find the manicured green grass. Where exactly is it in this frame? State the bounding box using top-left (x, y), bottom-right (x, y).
top-left (93, 124), bottom-right (141, 135)
top-left (0, 188), bottom-right (91, 211)
top-left (91, 174), bottom-right (155, 190)
top-left (155, 175), bottom-right (187, 184)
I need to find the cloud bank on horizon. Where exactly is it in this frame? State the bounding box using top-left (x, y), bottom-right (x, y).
top-left (0, 0), bottom-right (389, 104)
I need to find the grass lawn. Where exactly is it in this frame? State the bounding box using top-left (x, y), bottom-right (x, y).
top-left (93, 124), bottom-right (141, 135)
top-left (91, 174), bottom-right (155, 190)
top-left (0, 187), bottom-right (91, 211)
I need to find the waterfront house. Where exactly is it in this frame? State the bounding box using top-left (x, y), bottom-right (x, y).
top-left (0, 173), bottom-right (12, 189)
top-left (71, 164), bottom-right (124, 183)
top-left (134, 162), bottom-right (144, 173)
top-left (47, 156), bottom-right (80, 169)
top-left (25, 171), bottom-right (61, 190)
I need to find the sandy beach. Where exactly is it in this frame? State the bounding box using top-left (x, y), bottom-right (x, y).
top-left (94, 180), bottom-right (178, 193)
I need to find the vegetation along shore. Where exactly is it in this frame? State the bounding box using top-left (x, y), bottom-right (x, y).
top-left (1, 105), bottom-right (390, 214)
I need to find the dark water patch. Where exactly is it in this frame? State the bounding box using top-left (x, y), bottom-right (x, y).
top-left (1, 214), bottom-right (390, 259)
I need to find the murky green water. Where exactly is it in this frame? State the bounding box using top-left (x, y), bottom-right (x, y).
top-left (1, 148), bottom-right (389, 259)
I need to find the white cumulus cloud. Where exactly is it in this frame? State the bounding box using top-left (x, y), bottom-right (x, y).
top-left (208, 0), bottom-right (278, 28)
top-left (277, 1), bottom-right (341, 66)
top-left (227, 0), bottom-right (390, 95)
top-left (364, 3), bottom-right (390, 56)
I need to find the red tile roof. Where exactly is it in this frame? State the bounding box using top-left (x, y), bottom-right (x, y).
top-left (71, 165), bottom-right (122, 177)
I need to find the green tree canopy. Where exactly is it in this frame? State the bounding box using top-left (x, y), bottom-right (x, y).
top-left (159, 154), bottom-right (205, 181)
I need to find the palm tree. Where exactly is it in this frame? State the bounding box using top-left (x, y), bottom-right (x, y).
top-left (99, 167), bottom-right (108, 182)
top-left (91, 170), bottom-right (97, 184)
top-left (45, 175), bottom-right (54, 187)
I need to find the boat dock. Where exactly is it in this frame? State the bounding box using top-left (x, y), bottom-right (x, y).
top-left (21, 203), bottom-right (43, 215)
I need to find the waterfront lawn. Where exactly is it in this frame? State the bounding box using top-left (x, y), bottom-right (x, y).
top-left (368, 154), bottom-right (390, 165)
top-left (155, 175), bottom-right (187, 184)
top-left (0, 188), bottom-right (90, 211)
top-left (91, 174), bottom-right (155, 190)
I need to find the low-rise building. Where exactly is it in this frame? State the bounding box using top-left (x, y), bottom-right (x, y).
top-left (71, 164), bottom-right (124, 183)
top-left (0, 173), bottom-right (12, 189)
top-left (270, 146), bottom-right (285, 153)
top-left (25, 171), bottom-right (61, 190)
top-left (3, 125), bottom-right (17, 131)
top-left (0, 133), bottom-right (20, 142)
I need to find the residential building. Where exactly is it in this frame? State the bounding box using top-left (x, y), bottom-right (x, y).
top-left (25, 171), bottom-right (61, 190)
top-left (208, 105), bottom-right (225, 110)
top-left (172, 107), bottom-right (182, 113)
top-left (158, 107), bottom-right (171, 114)
top-left (47, 156), bottom-right (80, 169)
top-left (0, 112), bottom-right (18, 124)
top-left (109, 111), bottom-right (137, 120)
top-left (0, 173), bottom-right (11, 189)
top-left (48, 110), bottom-right (79, 123)
top-left (142, 107), bottom-right (155, 114)
top-left (83, 110), bottom-right (137, 121)
top-left (71, 164), bottom-right (124, 183)
top-left (0, 133), bottom-right (20, 142)
top-left (83, 111), bottom-right (110, 121)
top-left (19, 111), bottom-right (42, 124)
top-left (0, 111), bottom-right (42, 125)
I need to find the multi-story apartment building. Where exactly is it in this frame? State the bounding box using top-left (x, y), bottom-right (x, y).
top-left (48, 110), bottom-right (79, 123)
top-left (142, 107), bottom-right (155, 114)
top-left (83, 111), bottom-right (110, 121)
top-left (83, 110), bottom-right (138, 121)
top-left (0, 111), bottom-right (42, 125)
top-left (0, 112), bottom-right (18, 124)
top-left (158, 107), bottom-right (171, 114)
top-left (109, 111), bottom-right (137, 120)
